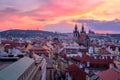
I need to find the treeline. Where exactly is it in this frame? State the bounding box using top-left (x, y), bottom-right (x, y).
top-left (0, 29), bottom-right (55, 38)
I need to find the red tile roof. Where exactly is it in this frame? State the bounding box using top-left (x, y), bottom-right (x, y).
top-left (79, 35), bottom-right (86, 39)
top-left (71, 54), bottom-right (113, 64)
top-left (100, 48), bottom-right (111, 54)
top-left (60, 53), bottom-right (66, 59)
top-left (97, 68), bottom-right (120, 80)
top-left (68, 64), bottom-right (87, 80)
top-left (2, 41), bottom-right (25, 52)
top-left (29, 47), bottom-right (49, 56)
top-left (79, 35), bottom-right (89, 39)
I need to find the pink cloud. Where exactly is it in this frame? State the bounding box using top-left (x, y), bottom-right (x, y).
top-left (0, 0), bottom-right (120, 33)
top-left (95, 30), bottom-right (120, 34)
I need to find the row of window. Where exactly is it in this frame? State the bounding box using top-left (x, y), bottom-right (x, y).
top-left (19, 62), bottom-right (35, 80)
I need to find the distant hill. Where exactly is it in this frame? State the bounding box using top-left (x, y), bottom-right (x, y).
top-left (109, 34), bottom-right (120, 37)
top-left (0, 29), bottom-right (63, 38)
top-left (108, 34), bottom-right (120, 40)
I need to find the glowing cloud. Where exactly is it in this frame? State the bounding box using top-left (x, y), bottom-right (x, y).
top-left (0, 0), bottom-right (120, 33)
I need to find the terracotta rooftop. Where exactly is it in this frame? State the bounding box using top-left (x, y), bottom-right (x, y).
top-left (68, 64), bottom-right (87, 80)
top-left (97, 68), bottom-right (120, 80)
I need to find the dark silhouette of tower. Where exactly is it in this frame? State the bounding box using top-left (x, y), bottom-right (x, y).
top-left (73, 24), bottom-right (79, 42)
top-left (73, 23), bottom-right (90, 47)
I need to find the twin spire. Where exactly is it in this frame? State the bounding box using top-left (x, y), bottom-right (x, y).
top-left (74, 23), bottom-right (85, 33)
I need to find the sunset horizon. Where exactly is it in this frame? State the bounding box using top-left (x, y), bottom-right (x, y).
top-left (0, 1), bottom-right (120, 79)
top-left (0, 0), bottom-right (120, 34)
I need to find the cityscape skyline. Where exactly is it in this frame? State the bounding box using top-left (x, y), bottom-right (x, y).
top-left (0, 0), bottom-right (120, 78)
top-left (0, 0), bottom-right (120, 33)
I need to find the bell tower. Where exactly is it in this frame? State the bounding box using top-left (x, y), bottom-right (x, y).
top-left (73, 24), bottom-right (79, 42)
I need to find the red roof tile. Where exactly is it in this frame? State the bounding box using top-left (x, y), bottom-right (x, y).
top-left (70, 53), bottom-right (113, 64)
top-left (68, 64), bottom-right (87, 80)
top-left (100, 48), bottom-right (111, 54)
top-left (97, 68), bottom-right (120, 80)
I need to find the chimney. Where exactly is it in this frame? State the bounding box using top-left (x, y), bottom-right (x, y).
top-left (94, 56), bottom-right (97, 59)
top-left (109, 63), bottom-right (115, 69)
top-left (102, 56), bottom-right (105, 59)
top-left (110, 56), bottom-right (113, 59)
top-left (106, 56), bottom-right (107, 59)
top-left (99, 56), bottom-right (101, 59)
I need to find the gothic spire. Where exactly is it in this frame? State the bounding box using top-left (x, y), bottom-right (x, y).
top-left (75, 24), bottom-right (78, 31)
top-left (81, 23), bottom-right (85, 33)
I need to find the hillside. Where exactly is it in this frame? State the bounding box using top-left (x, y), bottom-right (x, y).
top-left (0, 29), bottom-right (57, 38)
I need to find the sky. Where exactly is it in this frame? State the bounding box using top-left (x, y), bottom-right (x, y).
top-left (0, 0), bottom-right (120, 33)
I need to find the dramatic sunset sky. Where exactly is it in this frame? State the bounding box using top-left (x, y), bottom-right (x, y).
top-left (0, 0), bottom-right (120, 33)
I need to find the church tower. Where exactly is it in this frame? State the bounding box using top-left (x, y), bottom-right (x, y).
top-left (73, 24), bottom-right (79, 42)
top-left (73, 23), bottom-right (90, 47)
top-left (81, 23), bottom-right (85, 33)
top-left (80, 23), bottom-right (86, 36)
top-left (79, 23), bottom-right (90, 47)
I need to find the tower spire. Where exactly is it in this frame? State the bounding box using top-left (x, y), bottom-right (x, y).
top-left (75, 24), bottom-right (78, 31)
top-left (81, 23), bottom-right (85, 33)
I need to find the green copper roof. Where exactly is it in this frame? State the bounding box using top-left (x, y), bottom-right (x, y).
top-left (0, 57), bottom-right (34, 80)
top-left (91, 53), bottom-right (100, 56)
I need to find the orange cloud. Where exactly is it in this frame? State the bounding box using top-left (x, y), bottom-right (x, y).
top-left (95, 30), bottom-right (120, 34)
top-left (0, 15), bottom-right (44, 30)
top-left (0, 0), bottom-right (120, 33)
